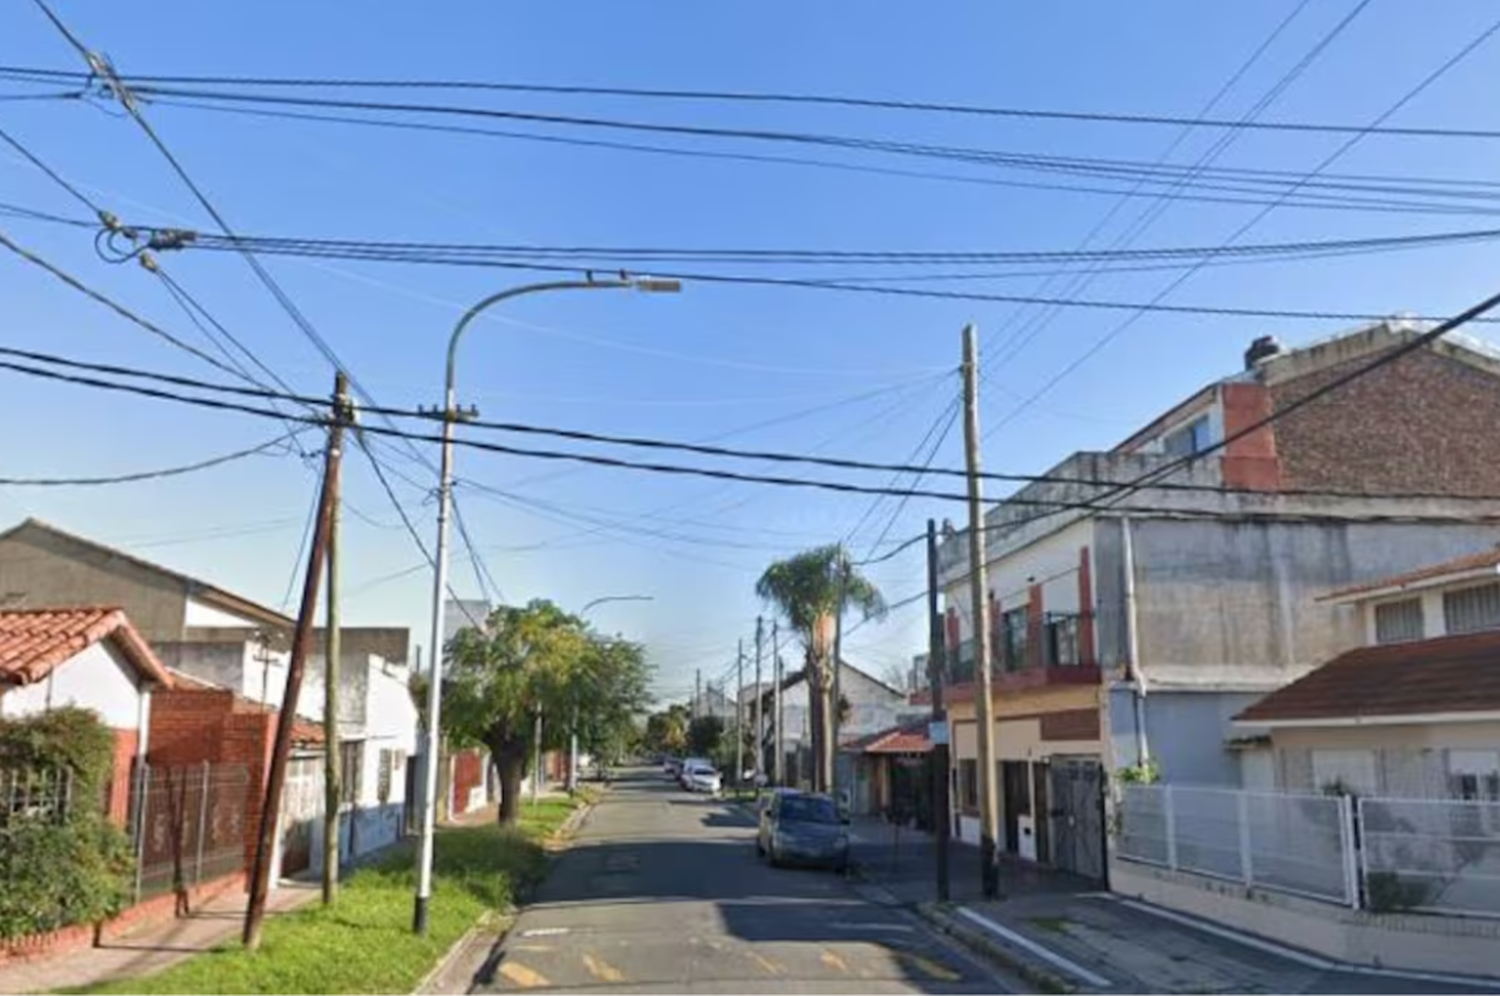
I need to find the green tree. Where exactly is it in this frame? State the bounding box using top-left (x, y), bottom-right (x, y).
top-left (687, 715), bottom-right (725, 758)
top-left (644, 704), bottom-right (690, 755)
top-left (441, 600), bottom-right (649, 824)
top-left (755, 544), bottom-right (885, 792)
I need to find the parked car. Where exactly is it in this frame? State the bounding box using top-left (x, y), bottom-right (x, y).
top-left (682, 760), bottom-right (722, 794)
top-left (664, 757), bottom-right (682, 778)
top-left (757, 790), bottom-right (849, 871)
top-left (678, 757), bottom-right (711, 788)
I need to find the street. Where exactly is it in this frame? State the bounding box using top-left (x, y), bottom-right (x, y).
top-left (474, 771), bottom-right (1017, 994)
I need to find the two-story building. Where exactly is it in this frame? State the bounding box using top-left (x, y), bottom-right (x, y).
top-left (938, 320), bottom-right (1500, 881)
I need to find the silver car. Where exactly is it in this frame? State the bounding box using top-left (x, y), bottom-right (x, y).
top-left (757, 790), bottom-right (849, 871)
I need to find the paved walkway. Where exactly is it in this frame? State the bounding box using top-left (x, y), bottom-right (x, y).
top-left (849, 817), bottom-right (1500, 995)
top-left (0, 881), bottom-right (318, 995)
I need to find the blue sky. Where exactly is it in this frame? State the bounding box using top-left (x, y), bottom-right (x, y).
top-left (4, 2), bottom-right (1500, 702)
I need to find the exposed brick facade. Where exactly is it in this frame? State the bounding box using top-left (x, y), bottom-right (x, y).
top-left (106, 729), bottom-right (137, 827)
top-left (1220, 382), bottom-right (1282, 491)
top-left (1077, 547), bottom-right (1096, 667)
top-left (1270, 347), bottom-right (1500, 496)
top-left (450, 748), bottom-right (485, 817)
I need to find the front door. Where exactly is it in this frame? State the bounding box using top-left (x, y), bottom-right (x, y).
top-left (1032, 762), bottom-right (1052, 866)
top-left (1001, 761), bottom-right (1030, 854)
top-left (1048, 758), bottom-right (1105, 882)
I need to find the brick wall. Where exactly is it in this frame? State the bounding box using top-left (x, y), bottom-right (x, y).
top-left (450, 749), bottom-right (484, 816)
top-left (1270, 347), bottom-right (1500, 496)
top-left (106, 729), bottom-right (137, 827)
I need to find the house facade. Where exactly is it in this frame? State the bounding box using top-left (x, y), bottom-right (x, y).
top-left (938, 321), bottom-right (1500, 880)
top-left (1237, 548), bottom-right (1500, 800)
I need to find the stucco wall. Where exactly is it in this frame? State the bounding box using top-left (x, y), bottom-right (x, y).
top-left (1109, 687), bottom-right (1265, 785)
top-left (1, 641), bottom-right (144, 730)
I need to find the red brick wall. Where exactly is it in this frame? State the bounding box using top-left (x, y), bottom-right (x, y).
top-left (450, 749), bottom-right (484, 816)
top-left (106, 729), bottom-right (137, 827)
top-left (1077, 546), bottom-right (1096, 667)
top-left (1027, 585), bottom-right (1044, 670)
top-left (1220, 382), bottom-right (1282, 491)
top-left (1270, 347), bottom-right (1500, 496)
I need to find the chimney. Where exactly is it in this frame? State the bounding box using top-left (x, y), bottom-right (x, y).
top-left (1244, 335), bottom-right (1283, 370)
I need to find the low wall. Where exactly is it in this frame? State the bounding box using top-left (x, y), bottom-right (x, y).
top-left (1112, 860), bottom-right (1500, 978)
top-left (0, 871), bottom-right (245, 966)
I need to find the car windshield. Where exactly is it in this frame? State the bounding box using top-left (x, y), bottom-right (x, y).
top-left (778, 795), bottom-right (839, 824)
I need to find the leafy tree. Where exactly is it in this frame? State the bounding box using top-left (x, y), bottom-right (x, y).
top-left (643, 704), bottom-right (690, 755)
top-left (686, 715), bottom-right (725, 758)
top-left (755, 544), bottom-right (885, 791)
top-left (441, 600), bottom-right (650, 825)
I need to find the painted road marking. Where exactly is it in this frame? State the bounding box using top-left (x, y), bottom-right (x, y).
top-left (498, 961), bottom-right (551, 988)
top-left (582, 953), bottom-right (626, 983)
top-left (520, 927), bottom-right (570, 937)
top-left (820, 950), bottom-right (852, 974)
top-left (956, 907), bottom-right (1113, 989)
top-left (898, 951), bottom-right (962, 982)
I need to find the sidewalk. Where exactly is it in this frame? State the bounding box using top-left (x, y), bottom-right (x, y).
top-left (0, 881), bottom-right (318, 995)
top-left (848, 817), bottom-right (1500, 994)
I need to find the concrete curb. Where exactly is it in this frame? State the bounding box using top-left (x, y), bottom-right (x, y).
top-left (414, 797), bottom-right (597, 994)
top-left (912, 902), bottom-right (1074, 995)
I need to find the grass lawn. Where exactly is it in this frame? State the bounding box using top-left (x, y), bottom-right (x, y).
top-left (71, 797), bottom-right (584, 995)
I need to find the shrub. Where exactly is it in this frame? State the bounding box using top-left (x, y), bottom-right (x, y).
top-left (0, 708), bottom-right (135, 940)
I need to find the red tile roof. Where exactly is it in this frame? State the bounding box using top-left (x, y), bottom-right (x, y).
top-left (1235, 629), bottom-right (1500, 724)
top-left (1320, 548), bottom-right (1500, 602)
top-left (842, 720), bottom-right (932, 755)
top-left (0, 607), bottom-right (172, 687)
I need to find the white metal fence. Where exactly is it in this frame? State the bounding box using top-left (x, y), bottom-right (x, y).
top-left (1359, 797), bottom-right (1500, 918)
top-left (1117, 784), bottom-right (1357, 906)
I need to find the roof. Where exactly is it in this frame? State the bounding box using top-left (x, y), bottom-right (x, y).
top-left (841, 720), bottom-right (931, 755)
top-left (1235, 629), bottom-right (1500, 725)
top-left (1320, 548), bottom-right (1500, 603)
top-left (167, 669), bottom-right (324, 745)
top-left (0, 519), bottom-right (293, 631)
top-left (0, 607), bottom-right (172, 687)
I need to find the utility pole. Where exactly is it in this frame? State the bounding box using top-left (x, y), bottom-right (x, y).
top-left (927, 518), bottom-right (952, 901)
top-left (245, 373), bottom-right (344, 949)
top-left (321, 373), bottom-right (351, 907)
top-left (694, 668), bottom-right (702, 721)
top-left (962, 323), bottom-right (1001, 899)
top-left (753, 616), bottom-right (764, 781)
top-left (530, 712), bottom-right (543, 806)
top-left (735, 639), bottom-right (745, 787)
top-left (829, 555), bottom-right (847, 801)
top-left (772, 620), bottom-right (784, 787)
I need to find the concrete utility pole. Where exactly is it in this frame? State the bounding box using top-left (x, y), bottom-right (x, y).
top-left (829, 554), bottom-right (847, 801)
top-left (245, 373), bottom-right (345, 949)
top-left (772, 620), bottom-right (784, 787)
top-left (321, 373), bottom-right (352, 907)
top-left (962, 323), bottom-right (1001, 900)
top-left (735, 639), bottom-right (745, 785)
top-left (926, 518), bottom-right (952, 901)
top-left (753, 616), bottom-right (764, 780)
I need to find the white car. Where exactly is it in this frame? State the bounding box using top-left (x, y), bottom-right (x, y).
top-left (682, 762), bottom-right (722, 794)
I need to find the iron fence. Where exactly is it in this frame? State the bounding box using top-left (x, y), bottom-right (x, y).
top-left (128, 761), bottom-right (251, 904)
top-left (0, 766), bottom-right (74, 826)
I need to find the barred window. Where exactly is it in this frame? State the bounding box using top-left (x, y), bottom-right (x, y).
top-left (1001, 607), bottom-right (1029, 672)
top-left (957, 759), bottom-right (978, 813)
top-left (1045, 613), bottom-right (1081, 666)
top-left (1443, 582), bottom-right (1500, 635)
top-left (339, 741), bottom-right (364, 805)
top-left (1374, 598), bottom-right (1424, 644)
top-left (0, 767), bottom-right (71, 826)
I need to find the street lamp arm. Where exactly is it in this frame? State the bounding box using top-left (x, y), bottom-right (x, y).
top-left (580, 594), bottom-right (654, 617)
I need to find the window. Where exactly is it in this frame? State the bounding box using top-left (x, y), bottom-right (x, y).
top-left (339, 741), bottom-right (364, 805)
top-left (1045, 613), bottom-right (1081, 666)
top-left (1374, 598), bottom-right (1424, 644)
top-left (1001, 607), bottom-right (1029, 672)
top-left (1162, 415), bottom-right (1212, 457)
top-left (1447, 749), bottom-right (1500, 802)
top-left (376, 750), bottom-right (399, 805)
top-left (958, 759), bottom-right (979, 813)
top-left (1310, 749), bottom-right (1378, 796)
top-left (1444, 583), bottom-right (1500, 635)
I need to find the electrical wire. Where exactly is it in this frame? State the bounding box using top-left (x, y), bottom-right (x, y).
top-left (0, 429), bottom-right (304, 486)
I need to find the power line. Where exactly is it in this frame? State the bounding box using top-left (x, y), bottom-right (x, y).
top-left (13, 61), bottom-right (1500, 141)
top-left (0, 429), bottom-right (304, 486)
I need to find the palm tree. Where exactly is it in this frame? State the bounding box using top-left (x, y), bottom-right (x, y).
top-left (755, 544), bottom-right (885, 792)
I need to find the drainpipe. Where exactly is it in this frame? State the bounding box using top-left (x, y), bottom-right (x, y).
top-left (1121, 517), bottom-right (1151, 766)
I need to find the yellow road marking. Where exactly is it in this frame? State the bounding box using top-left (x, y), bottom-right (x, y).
top-left (747, 949), bottom-right (783, 975)
top-left (820, 949), bottom-right (851, 974)
top-left (508, 944), bottom-right (553, 953)
top-left (498, 961), bottom-right (551, 988)
top-left (582, 953), bottom-right (626, 983)
top-left (900, 952), bottom-right (962, 982)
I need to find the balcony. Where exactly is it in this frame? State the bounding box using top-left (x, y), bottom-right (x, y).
top-left (931, 614), bottom-right (1100, 704)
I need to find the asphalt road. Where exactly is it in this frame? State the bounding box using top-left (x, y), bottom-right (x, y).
top-left (474, 770), bottom-right (1020, 994)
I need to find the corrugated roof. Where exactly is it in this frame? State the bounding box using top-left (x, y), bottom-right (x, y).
top-left (0, 607), bottom-right (172, 687)
top-left (1235, 629), bottom-right (1500, 723)
top-left (1320, 548), bottom-right (1500, 602)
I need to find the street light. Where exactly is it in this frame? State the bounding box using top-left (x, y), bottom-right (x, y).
top-left (413, 277), bottom-right (679, 936)
top-left (569, 594), bottom-right (654, 792)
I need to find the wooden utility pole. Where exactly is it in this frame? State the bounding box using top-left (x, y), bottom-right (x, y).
top-left (735, 639), bottom-right (745, 786)
top-left (772, 620), bottom-right (784, 787)
top-left (829, 555), bottom-right (846, 801)
top-left (321, 375), bottom-right (350, 906)
top-left (753, 616), bottom-right (764, 780)
top-left (962, 324), bottom-right (1001, 899)
top-left (245, 373), bottom-right (345, 948)
top-left (926, 518), bottom-right (952, 901)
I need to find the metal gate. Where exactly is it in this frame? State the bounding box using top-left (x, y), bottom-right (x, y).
top-left (279, 756), bottom-right (323, 877)
top-left (129, 761), bottom-right (250, 903)
top-left (1048, 758), bottom-right (1106, 882)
